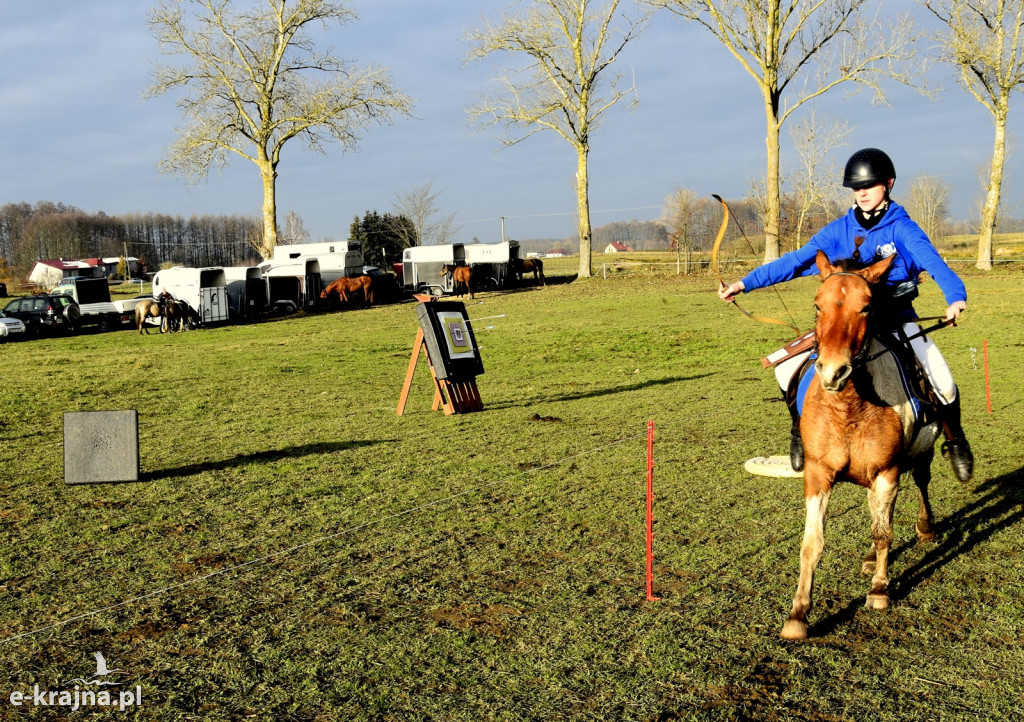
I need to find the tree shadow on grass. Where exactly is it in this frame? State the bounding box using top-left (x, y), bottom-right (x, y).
top-left (484, 372), bottom-right (715, 410)
top-left (542, 372), bottom-right (716, 404)
top-left (143, 439), bottom-right (388, 482)
top-left (809, 464), bottom-right (1024, 637)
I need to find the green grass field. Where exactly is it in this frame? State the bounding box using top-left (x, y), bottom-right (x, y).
top-left (2, 258), bottom-right (1023, 720)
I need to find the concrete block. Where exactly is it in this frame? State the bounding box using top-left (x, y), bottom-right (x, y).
top-left (64, 410), bottom-right (140, 484)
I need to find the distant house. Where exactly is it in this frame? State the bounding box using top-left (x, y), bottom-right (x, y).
top-left (604, 242), bottom-right (632, 253)
top-left (27, 256), bottom-right (142, 288)
top-left (28, 259), bottom-right (101, 288)
top-left (546, 249), bottom-right (569, 258)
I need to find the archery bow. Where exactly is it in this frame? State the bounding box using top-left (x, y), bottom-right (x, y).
top-left (711, 194), bottom-right (801, 335)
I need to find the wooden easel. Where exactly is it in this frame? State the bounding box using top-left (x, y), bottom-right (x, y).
top-left (396, 327), bottom-right (483, 416)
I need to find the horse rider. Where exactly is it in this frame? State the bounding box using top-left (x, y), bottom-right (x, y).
top-left (718, 148), bottom-right (973, 483)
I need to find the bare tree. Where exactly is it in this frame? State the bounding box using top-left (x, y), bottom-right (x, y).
top-left (465, 0), bottom-right (651, 278)
top-left (923, 0), bottom-right (1024, 269)
top-left (904, 174), bottom-right (952, 242)
top-left (146, 0), bottom-right (413, 260)
top-left (391, 181), bottom-right (459, 246)
top-left (282, 209), bottom-right (310, 245)
top-left (788, 111), bottom-right (851, 248)
top-left (648, 0), bottom-right (928, 262)
top-left (662, 186), bottom-right (702, 273)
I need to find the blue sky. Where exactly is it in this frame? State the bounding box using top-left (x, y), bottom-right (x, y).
top-left (0, 0), bottom-right (1017, 245)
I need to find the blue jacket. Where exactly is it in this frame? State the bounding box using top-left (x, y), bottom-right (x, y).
top-left (739, 202), bottom-right (966, 322)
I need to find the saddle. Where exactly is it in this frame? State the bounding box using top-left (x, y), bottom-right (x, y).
top-left (778, 328), bottom-right (940, 427)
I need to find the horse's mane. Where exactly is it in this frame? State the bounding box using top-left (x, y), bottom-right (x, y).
top-left (830, 256), bottom-right (871, 272)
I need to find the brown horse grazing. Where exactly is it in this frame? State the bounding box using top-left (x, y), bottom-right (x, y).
top-left (321, 275), bottom-right (374, 307)
top-left (135, 299), bottom-right (162, 334)
top-left (780, 251), bottom-right (940, 640)
top-left (515, 257), bottom-right (545, 286)
top-left (441, 264), bottom-right (474, 299)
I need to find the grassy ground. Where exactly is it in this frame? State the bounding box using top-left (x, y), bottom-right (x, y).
top-left (1, 260), bottom-right (1022, 720)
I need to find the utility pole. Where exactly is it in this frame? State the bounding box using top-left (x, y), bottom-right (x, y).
top-left (500, 216), bottom-right (506, 243)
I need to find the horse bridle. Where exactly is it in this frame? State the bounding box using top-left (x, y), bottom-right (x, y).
top-left (813, 271), bottom-right (877, 367)
top-left (815, 271), bottom-right (956, 368)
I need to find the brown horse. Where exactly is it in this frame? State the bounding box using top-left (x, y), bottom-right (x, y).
top-left (321, 275), bottom-right (373, 307)
top-left (136, 298), bottom-right (186, 333)
top-left (515, 257), bottom-right (545, 286)
top-left (135, 299), bottom-right (161, 334)
top-left (441, 264), bottom-right (474, 299)
top-left (781, 251), bottom-right (940, 640)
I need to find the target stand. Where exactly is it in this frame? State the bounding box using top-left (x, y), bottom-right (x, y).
top-left (396, 300), bottom-right (484, 416)
top-left (744, 455), bottom-right (804, 478)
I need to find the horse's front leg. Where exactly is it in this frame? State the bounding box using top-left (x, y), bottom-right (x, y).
top-left (781, 483), bottom-right (832, 640)
top-left (912, 445), bottom-right (937, 542)
top-left (865, 469), bottom-right (900, 609)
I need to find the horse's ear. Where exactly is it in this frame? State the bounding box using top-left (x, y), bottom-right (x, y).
top-left (815, 250), bottom-right (838, 281)
top-left (860, 254), bottom-right (896, 285)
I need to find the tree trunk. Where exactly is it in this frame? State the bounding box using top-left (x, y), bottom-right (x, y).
top-left (976, 100), bottom-right (1008, 271)
top-left (576, 145), bottom-right (592, 278)
top-left (763, 104), bottom-right (782, 263)
top-left (259, 158), bottom-right (279, 261)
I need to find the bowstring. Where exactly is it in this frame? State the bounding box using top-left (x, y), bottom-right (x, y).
top-left (711, 194), bottom-right (801, 335)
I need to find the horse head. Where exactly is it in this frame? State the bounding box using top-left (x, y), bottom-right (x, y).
top-left (440, 264), bottom-right (452, 278)
top-left (812, 250), bottom-right (894, 392)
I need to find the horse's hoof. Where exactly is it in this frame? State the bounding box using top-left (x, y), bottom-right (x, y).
top-left (865, 593), bottom-right (890, 610)
top-left (861, 560), bottom-right (876, 575)
top-left (915, 524), bottom-right (938, 543)
top-left (780, 618), bottom-right (808, 640)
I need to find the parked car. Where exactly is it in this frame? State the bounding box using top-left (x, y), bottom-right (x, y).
top-left (2, 294), bottom-right (80, 336)
top-left (0, 309), bottom-right (26, 341)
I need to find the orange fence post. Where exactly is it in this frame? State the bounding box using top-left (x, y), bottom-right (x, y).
top-left (646, 419), bottom-right (660, 602)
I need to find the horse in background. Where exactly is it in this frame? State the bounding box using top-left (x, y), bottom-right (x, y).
top-left (162, 300), bottom-right (187, 332)
top-left (441, 264), bottom-right (474, 299)
top-left (135, 297), bottom-right (188, 333)
top-left (321, 275), bottom-right (374, 308)
top-left (135, 299), bottom-right (162, 334)
top-left (781, 251), bottom-right (940, 640)
top-left (515, 257), bottom-right (545, 286)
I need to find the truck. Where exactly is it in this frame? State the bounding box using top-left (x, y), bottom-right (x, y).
top-left (51, 277), bottom-right (133, 332)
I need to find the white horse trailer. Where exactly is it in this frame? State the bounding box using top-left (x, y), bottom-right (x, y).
top-left (401, 243), bottom-right (467, 296)
top-left (259, 258), bottom-right (323, 312)
top-left (401, 242), bottom-right (520, 296)
top-left (150, 267), bottom-right (230, 326)
top-left (465, 241), bottom-right (521, 290)
top-left (222, 266), bottom-right (268, 321)
top-left (263, 241), bottom-right (362, 285)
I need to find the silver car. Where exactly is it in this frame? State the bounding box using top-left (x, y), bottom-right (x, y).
top-left (0, 309), bottom-right (26, 341)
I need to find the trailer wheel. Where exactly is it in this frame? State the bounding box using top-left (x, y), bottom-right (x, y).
top-left (97, 315), bottom-right (112, 333)
top-left (430, 286), bottom-right (444, 297)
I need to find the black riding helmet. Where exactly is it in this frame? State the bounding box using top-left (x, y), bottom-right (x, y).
top-left (843, 148), bottom-right (896, 190)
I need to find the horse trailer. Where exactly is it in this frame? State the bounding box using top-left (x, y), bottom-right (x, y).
top-left (465, 241), bottom-right (521, 290)
top-left (262, 241), bottom-right (362, 285)
top-left (401, 244), bottom-right (467, 296)
top-left (401, 242), bottom-right (521, 297)
top-left (150, 267), bottom-right (230, 326)
top-left (259, 258), bottom-right (323, 312)
top-left (222, 266), bottom-right (268, 321)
